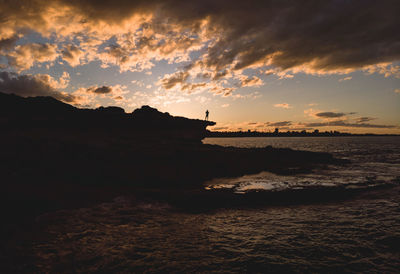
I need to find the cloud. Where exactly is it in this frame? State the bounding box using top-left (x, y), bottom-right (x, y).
top-left (56, 71), bottom-right (70, 89)
top-left (6, 43), bottom-right (59, 71)
top-left (339, 76), bottom-right (352, 82)
top-left (174, 1), bottom-right (399, 75)
top-left (0, 71), bottom-right (77, 103)
top-left (211, 118), bottom-right (398, 132)
top-left (181, 82), bottom-right (207, 93)
top-left (0, 0), bottom-right (399, 117)
top-left (315, 112), bottom-right (346, 118)
top-left (0, 0), bottom-right (398, 79)
top-left (71, 84), bottom-right (131, 107)
top-left (0, 71), bottom-right (132, 110)
top-left (96, 28), bottom-right (202, 72)
top-left (221, 103), bottom-right (229, 108)
top-left (131, 80), bottom-right (145, 87)
top-left (158, 69), bottom-right (244, 97)
top-left (0, 36), bottom-right (19, 52)
top-left (238, 75), bottom-right (263, 87)
top-left (365, 63), bottom-right (400, 79)
top-left (355, 117), bottom-right (376, 123)
top-left (262, 68), bottom-right (294, 79)
top-left (160, 71), bottom-right (190, 90)
top-left (84, 85), bottom-right (129, 100)
top-left (87, 86), bottom-right (113, 94)
top-left (211, 127), bottom-right (229, 131)
top-left (98, 43), bottom-right (156, 72)
top-left (61, 45), bottom-right (84, 66)
top-left (301, 120), bottom-right (397, 129)
top-left (301, 107), bottom-right (398, 130)
top-left (274, 103), bottom-right (291, 109)
top-left (210, 86), bottom-right (236, 97)
top-left (266, 121), bottom-right (292, 127)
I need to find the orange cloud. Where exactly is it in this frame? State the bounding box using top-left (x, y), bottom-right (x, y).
top-left (61, 45), bottom-right (84, 66)
top-left (274, 103), bottom-right (291, 109)
top-left (237, 75), bottom-right (263, 87)
top-left (1, 0), bottom-right (399, 84)
top-left (338, 76), bottom-right (352, 82)
top-left (6, 43), bottom-right (59, 71)
top-left (160, 71), bottom-right (190, 90)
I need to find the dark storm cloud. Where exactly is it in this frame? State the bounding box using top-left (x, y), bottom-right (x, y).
top-left (87, 86), bottom-right (113, 94)
top-left (149, 0), bottom-right (400, 73)
top-left (0, 72), bottom-right (77, 102)
top-left (302, 120), bottom-right (397, 129)
top-left (266, 121), bottom-right (292, 127)
top-left (0, 71), bottom-right (77, 102)
top-left (315, 112), bottom-right (347, 118)
top-left (2, 0), bottom-right (400, 74)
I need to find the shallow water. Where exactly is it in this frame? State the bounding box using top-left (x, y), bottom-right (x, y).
top-left (6, 137), bottom-right (400, 272)
top-left (204, 136), bottom-right (400, 193)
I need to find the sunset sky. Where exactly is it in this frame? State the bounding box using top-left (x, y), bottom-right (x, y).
top-left (0, 0), bottom-right (399, 133)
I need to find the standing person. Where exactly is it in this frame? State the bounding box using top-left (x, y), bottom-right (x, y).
top-left (205, 110), bottom-right (209, 121)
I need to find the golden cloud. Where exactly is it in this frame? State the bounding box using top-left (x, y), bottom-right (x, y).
top-left (1, 0), bottom-right (399, 86)
top-left (6, 43), bottom-right (59, 71)
top-left (61, 45), bottom-right (85, 66)
top-left (274, 103), bottom-right (291, 109)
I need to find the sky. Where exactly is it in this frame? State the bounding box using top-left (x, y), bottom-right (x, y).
top-left (0, 0), bottom-right (399, 133)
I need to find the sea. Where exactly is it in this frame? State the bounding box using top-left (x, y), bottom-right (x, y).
top-left (9, 136), bottom-right (400, 272)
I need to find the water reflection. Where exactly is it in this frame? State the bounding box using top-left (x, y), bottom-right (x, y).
top-left (203, 137), bottom-right (400, 194)
top-left (5, 136), bottom-right (400, 272)
top-left (27, 186), bottom-right (400, 272)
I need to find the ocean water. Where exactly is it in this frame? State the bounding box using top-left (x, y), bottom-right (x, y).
top-left (203, 136), bottom-right (400, 193)
top-left (9, 137), bottom-right (400, 272)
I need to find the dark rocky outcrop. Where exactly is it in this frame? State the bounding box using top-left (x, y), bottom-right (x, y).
top-left (0, 92), bottom-right (215, 142)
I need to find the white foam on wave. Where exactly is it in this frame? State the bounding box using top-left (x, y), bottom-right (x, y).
top-left (205, 163), bottom-right (400, 194)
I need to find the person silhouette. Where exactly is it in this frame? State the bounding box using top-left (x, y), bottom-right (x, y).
top-left (205, 110), bottom-right (209, 121)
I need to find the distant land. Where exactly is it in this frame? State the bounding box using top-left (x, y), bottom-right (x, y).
top-left (207, 129), bottom-right (400, 138)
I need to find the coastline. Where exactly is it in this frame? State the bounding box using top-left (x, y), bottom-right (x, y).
top-left (207, 131), bottom-right (400, 138)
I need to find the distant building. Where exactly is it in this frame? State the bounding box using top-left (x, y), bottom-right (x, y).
top-left (274, 128), bottom-right (279, 134)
